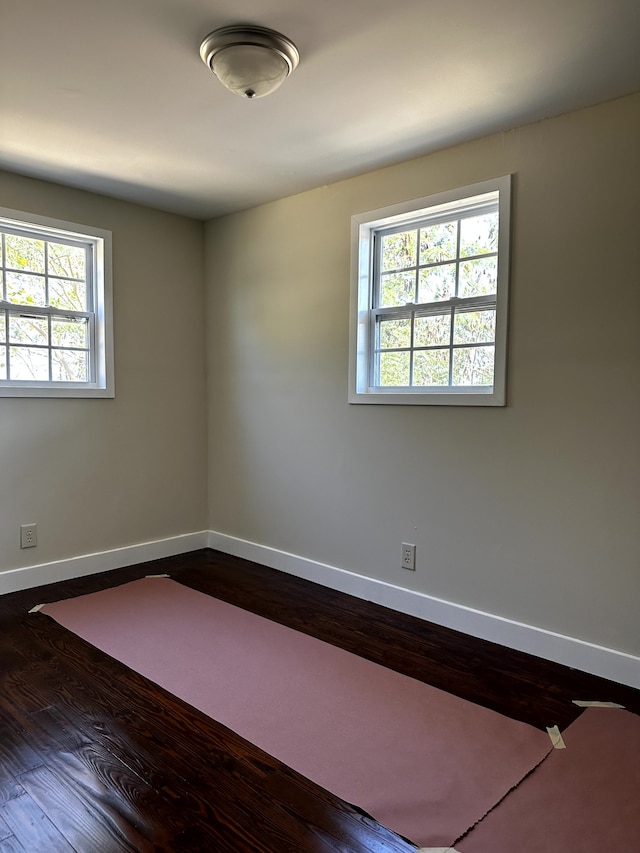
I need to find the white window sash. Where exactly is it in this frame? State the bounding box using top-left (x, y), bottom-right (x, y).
top-left (349, 175), bottom-right (511, 406)
top-left (0, 208), bottom-right (113, 398)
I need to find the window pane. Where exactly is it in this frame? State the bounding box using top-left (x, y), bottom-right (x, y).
top-left (51, 317), bottom-right (88, 348)
top-left (379, 271), bottom-right (415, 307)
top-left (378, 317), bottom-right (411, 350)
top-left (47, 242), bottom-right (86, 280)
top-left (413, 350), bottom-right (449, 386)
top-left (452, 345), bottom-right (494, 386)
top-left (381, 230), bottom-right (417, 272)
top-left (52, 349), bottom-right (88, 382)
top-left (378, 351), bottom-right (410, 386)
top-left (453, 309), bottom-right (496, 345)
top-left (460, 212), bottom-right (498, 257)
top-left (48, 278), bottom-right (87, 311)
top-left (419, 221), bottom-right (457, 264)
top-left (5, 234), bottom-right (45, 273)
top-left (459, 257), bottom-right (497, 297)
top-left (0, 345), bottom-right (6, 380)
top-left (6, 272), bottom-right (46, 307)
top-left (9, 346), bottom-right (49, 381)
top-left (9, 315), bottom-right (48, 346)
top-left (418, 264), bottom-right (455, 302)
top-left (414, 313), bottom-right (451, 347)
top-left (0, 313), bottom-right (5, 342)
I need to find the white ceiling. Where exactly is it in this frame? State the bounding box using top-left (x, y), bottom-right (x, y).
top-left (1, 0), bottom-right (639, 220)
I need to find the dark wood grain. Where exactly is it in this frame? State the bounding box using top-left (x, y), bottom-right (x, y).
top-left (0, 815), bottom-right (12, 843)
top-left (0, 791), bottom-right (73, 853)
top-left (0, 836), bottom-right (27, 853)
top-left (0, 548), bottom-right (638, 852)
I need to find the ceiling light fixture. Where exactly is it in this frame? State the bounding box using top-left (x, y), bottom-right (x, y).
top-left (200, 25), bottom-right (299, 100)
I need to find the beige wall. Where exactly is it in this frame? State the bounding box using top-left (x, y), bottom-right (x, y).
top-left (205, 93), bottom-right (640, 656)
top-left (2, 95), bottom-right (637, 658)
top-left (0, 171), bottom-right (208, 569)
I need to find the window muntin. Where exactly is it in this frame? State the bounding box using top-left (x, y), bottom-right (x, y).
top-left (349, 177), bottom-right (510, 406)
top-left (372, 204), bottom-right (499, 390)
top-left (0, 209), bottom-right (113, 397)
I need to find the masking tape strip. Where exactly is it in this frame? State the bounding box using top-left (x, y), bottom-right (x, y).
top-left (146, 573), bottom-right (171, 578)
top-left (572, 700), bottom-right (625, 708)
top-left (417, 849), bottom-right (461, 852)
top-left (546, 725), bottom-right (566, 749)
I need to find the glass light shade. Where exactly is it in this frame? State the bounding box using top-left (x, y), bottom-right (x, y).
top-left (211, 44), bottom-right (290, 99)
top-left (200, 26), bottom-right (299, 100)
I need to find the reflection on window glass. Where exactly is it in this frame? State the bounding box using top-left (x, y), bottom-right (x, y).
top-left (459, 257), bottom-right (497, 297)
top-left (452, 346), bottom-right (494, 386)
top-left (49, 278), bottom-right (87, 312)
top-left (9, 315), bottom-right (48, 346)
top-left (378, 317), bottom-right (411, 350)
top-left (9, 346), bottom-right (49, 381)
top-left (413, 350), bottom-right (449, 386)
top-left (51, 317), bottom-right (88, 349)
top-left (5, 235), bottom-right (45, 274)
top-left (52, 349), bottom-right (88, 382)
top-left (419, 222), bottom-right (457, 264)
top-left (48, 242), bottom-right (86, 280)
top-left (414, 314), bottom-right (450, 347)
top-left (453, 310), bottom-right (496, 345)
top-left (379, 351), bottom-right (410, 386)
top-left (379, 271), bottom-right (415, 307)
top-left (6, 272), bottom-right (46, 307)
top-left (418, 264), bottom-right (455, 302)
top-left (460, 212), bottom-right (498, 257)
top-left (381, 231), bottom-right (417, 272)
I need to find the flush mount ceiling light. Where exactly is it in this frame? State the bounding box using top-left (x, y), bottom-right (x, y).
top-left (200, 25), bottom-right (299, 99)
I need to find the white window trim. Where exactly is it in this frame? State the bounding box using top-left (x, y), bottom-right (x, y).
top-left (0, 207), bottom-right (114, 398)
top-left (349, 175), bottom-right (511, 406)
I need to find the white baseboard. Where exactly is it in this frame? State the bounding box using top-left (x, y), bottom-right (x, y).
top-left (3, 528), bottom-right (638, 690)
top-left (208, 530), bottom-right (640, 691)
top-left (0, 531), bottom-right (209, 596)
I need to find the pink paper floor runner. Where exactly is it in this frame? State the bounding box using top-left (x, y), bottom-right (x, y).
top-left (42, 577), bottom-right (551, 847)
top-left (458, 707), bottom-right (640, 853)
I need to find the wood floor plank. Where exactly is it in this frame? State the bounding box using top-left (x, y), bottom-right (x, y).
top-left (1, 670), bottom-right (181, 849)
top-left (0, 547), bottom-right (638, 851)
top-left (0, 792), bottom-right (74, 853)
top-left (6, 596), bottom-right (414, 851)
top-left (0, 709), bottom-right (44, 808)
top-left (0, 836), bottom-right (27, 853)
top-left (0, 782), bottom-right (23, 812)
top-left (0, 816), bottom-right (12, 843)
top-left (18, 763), bottom-right (149, 853)
top-left (0, 713), bottom-right (51, 767)
top-left (21, 618), bottom-right (413, 853)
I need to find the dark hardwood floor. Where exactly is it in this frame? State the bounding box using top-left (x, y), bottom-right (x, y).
top-left (1, 548), bottom-right (638, 852)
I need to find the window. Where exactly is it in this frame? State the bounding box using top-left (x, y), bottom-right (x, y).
top-left (349, 176), bottom-right (511, 405)
top-left (0, 208), bottom-right (113, 397)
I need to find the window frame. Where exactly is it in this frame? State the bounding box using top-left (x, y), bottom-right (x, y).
top-left (349, 176), bottom-right (511, 406)
top-left (0, 207), bottom-right (114, 398)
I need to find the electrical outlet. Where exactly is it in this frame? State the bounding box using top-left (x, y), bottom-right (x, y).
top-left (401, 542), bottom-right (416, 571)
top-left (20, 523), bottom-right (37, 549)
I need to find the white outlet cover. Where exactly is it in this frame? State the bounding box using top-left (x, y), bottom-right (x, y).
top-left (20, 524), bottom-right (37, 548)
top-left (401, 542), bottom-right (416, 570)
